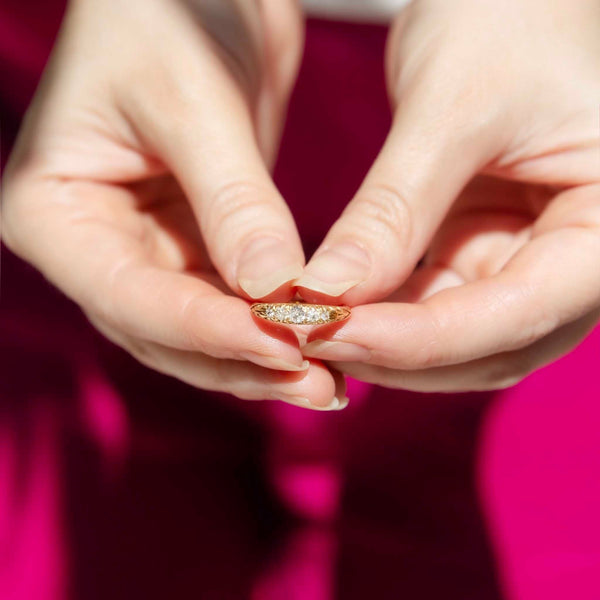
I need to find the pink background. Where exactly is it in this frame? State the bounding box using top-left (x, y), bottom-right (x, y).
top-left (1, 3), bottom-right (599, 598)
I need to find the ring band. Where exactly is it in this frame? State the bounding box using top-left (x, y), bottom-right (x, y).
top-left (250, 302), bottom-right (351, 325)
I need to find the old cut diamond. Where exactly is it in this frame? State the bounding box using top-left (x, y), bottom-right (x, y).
top-left (289, 304), bottom-right (306, 324)
top-left (251, 302), bottom-right (350, 325)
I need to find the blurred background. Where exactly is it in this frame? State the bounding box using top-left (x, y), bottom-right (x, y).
top-left (2, 2), bottom-right (600, 599)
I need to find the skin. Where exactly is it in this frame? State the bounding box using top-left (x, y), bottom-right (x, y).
top-left (3, 0), bottom-right (600, 405)
top-left (2, 0), bottom-right (347, 410)
top-left (300, 0), bottom-right (600, 392)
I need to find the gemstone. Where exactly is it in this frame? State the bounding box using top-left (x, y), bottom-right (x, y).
top-left (289, 304), bottom-right (305, 324)
top-left (250, 302), bottom-right (350, 325)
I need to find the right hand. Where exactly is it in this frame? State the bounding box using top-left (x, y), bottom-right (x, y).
top-left (299, 0), bottom-right (600, 393)
top-left (3, 0), bottom-right (347, 410)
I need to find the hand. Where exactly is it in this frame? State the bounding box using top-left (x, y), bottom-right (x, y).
top-left (3, 0), bottom-right (346, 410)
top-left (299, 0), bottom-right (600, 391)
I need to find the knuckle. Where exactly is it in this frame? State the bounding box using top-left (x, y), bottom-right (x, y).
top-left (203, 180), bottom-right (281, 243)
top-left (410, 340), bottom-right (443, 370)
top-left (121, 62), bottom-right (204, 143)
top-left (178, 295), bottom-right (211, 352)
top-left (212, 356), bottom-right (271, 401)
top-left (177, 294), bottom-right (228, 356)
top-left (89, 310), bottom-right (163, 373)
top-left (226, 387), bottom-right (257, 402)
top-left (127, 339), bottom-right (161, 371)
top-left (200, 14), bottom-right (262, 99)
top-left (95, 256), bottom-right (142, 331)
top-left (521, 316), bottom-right (557, 348)
top-left (351, 183), bottom-right (414, 251)
top-left (408, 306), bottom-right (447, 369)
top-left (481, 354), bottom-right (535, 390)
top-left (212, 358), bottom-right (253, 399)
top-left (264, 2), bottom-right (304, 91)
top-left (516, 285), bottom-right (560, 347)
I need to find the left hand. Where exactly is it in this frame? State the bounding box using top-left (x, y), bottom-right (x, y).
top-left (3, 0), bottom-right (347, 410)
top-left (298, 0), bottom-right (600, 392)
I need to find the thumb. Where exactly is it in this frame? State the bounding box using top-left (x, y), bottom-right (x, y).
top-left (296, 32), bottom-right (504, 304)
top-left (121, 41), bottom-right (305, 301)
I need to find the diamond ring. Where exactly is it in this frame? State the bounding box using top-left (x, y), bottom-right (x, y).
top-left (250, 302), bottom-right (351, 325)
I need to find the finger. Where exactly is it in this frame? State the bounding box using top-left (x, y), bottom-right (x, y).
top-left (384, 187), bottom-right (533, 300)
top-left (424, 213), bottom-right (533, 284)
top-left (330, 308), bottom-right (600, 393)
top-left (384, 178), bottom-right (534, 302)
top-left (4, 174), bottom-right (307, 371)
top-left (89, 260), bottom-right (309, 370)
top-left (304, 186), bottom-right (600, 368)
top-left (296, 50), bottom-right (504, 304)
top-left (109, 331), bottom-right (348, 410)
top-left (120, 39), bottom-right (304, 301)
top-left (383, 265), bottom-right (465, 303)
top-left (159, 353), bottom-right (348, 410)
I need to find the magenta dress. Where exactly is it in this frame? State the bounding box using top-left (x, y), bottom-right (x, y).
top-left (2, 3), bottom-right (600, 598)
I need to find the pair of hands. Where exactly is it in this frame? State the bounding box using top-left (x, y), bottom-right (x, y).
top-left (4, 0), bottom-right (600, 410)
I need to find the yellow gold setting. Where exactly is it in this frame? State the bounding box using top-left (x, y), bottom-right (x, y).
top-left (250, 302), bottom-right (351, 325)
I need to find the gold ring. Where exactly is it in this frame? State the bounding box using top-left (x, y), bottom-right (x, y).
top-left (250, 302), bottom-right (351, 325)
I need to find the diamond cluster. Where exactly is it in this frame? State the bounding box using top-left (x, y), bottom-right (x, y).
top-left (251, 302), bottom-right (348, 325)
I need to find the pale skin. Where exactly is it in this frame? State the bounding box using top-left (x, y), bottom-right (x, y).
top-left (3, 0), bottom-right (600, 408)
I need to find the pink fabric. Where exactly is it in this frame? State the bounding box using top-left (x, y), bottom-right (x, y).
top-left (2, 3), bottom-right (600, 598)
top-left (479, 337), bottom-right (600, 599)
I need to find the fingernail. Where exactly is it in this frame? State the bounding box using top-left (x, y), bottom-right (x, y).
top-left (302, 340), bottom-right (372, 362)
top-left (270, 394), bottom-right (349, 411)
top-left (269, 394), bottom-right (313, 409)
top-left (327, 396), bottom-right (350, 411)
top-left (295, 242), bottom-right (370, 297)
top-left (241, 351), bottom-right (309, 371)
top-left (237, 237), bottom-right (304, 299)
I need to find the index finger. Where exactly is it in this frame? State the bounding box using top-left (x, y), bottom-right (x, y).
top-left (3, 174), bottom-right (307, 372)
top-left (304, 186), bottom-right (600, 369)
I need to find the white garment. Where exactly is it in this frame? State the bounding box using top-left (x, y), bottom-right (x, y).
top-left (301, 0), bottom-right (411, 22)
